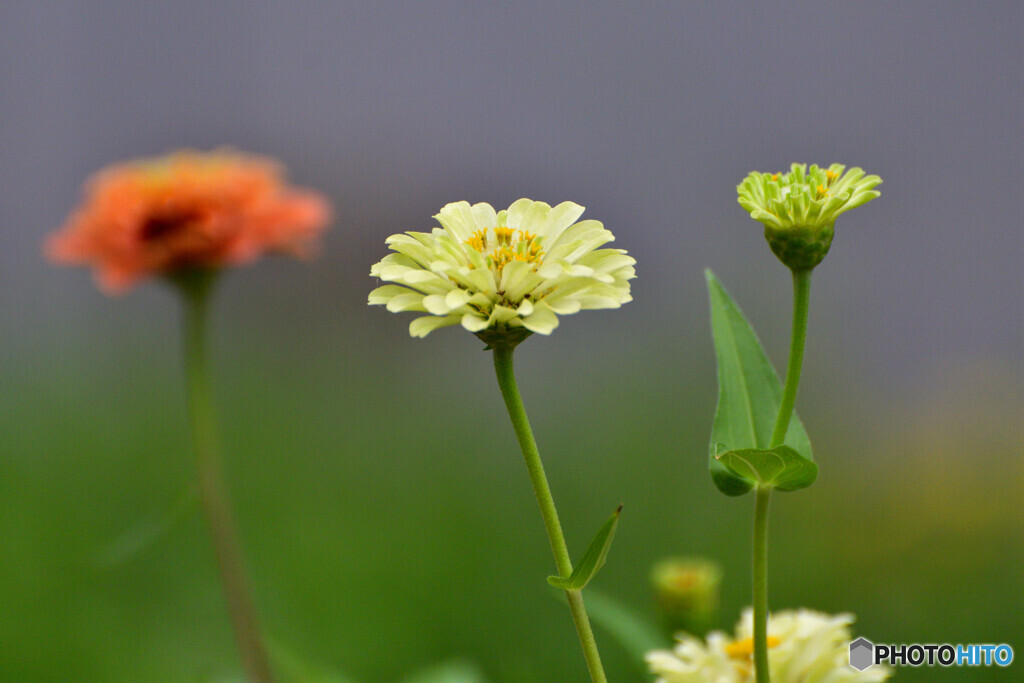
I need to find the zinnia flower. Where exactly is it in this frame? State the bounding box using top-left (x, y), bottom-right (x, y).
top-left (46, 150), bottom-right (331, 292)
top-left (368, 198), bottom-right (635, 344)
top-left (647, 608), bottom-right (892, 682)
top-left (737, 164), bottom-right (881, 270)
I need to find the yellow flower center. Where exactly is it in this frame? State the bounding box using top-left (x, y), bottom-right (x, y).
top-left (465, 228), bottom-right (544, 273)
top-left (725, 636), bottom-right (781, 659)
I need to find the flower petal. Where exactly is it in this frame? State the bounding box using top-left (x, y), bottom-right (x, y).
top-left (460, 312), bottom-right (489, 332)
top-left (386, 292), bottom-right (428, 313)
top-left (520, 304), bottom-right (559, 335)
top-left (368, 284), bottom-right (413, 305)
top-left (434, 201), bottom-right (476, 243)
top-left (409, 315), bottom-right (461, 337)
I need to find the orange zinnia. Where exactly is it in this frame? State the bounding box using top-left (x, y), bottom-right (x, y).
top-left (46, 150), bottom-right (331, 292)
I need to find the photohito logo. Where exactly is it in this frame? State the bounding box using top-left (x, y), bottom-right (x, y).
top-left (849, 637), bottom-right (1014, 670)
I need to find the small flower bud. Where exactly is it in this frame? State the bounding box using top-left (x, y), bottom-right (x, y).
top-left (737, 163), bottom-right (881, 271)
top-left (651, 557), bottom-right (722, 637)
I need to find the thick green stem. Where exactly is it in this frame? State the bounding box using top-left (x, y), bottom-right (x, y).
top-left (752, 268), bottom-right (812, 683)
top-left (752, 485), bottom-right (771, 683)
top-left (491, 346), bottom-right (607, 683)
top-left (181, 277), bottom-right (274, 683)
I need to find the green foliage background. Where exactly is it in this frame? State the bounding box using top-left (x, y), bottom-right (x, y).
top-left (2, 274), bottom-right (1020, 680)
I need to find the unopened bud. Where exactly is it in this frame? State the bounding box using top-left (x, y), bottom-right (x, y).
top-left (651, 557), bottom-right (722, 637)
top-left (737, 163), bottom-right (881, 271)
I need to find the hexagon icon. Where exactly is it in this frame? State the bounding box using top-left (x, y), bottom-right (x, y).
top-left (849, 637), bottom-right (874, 671)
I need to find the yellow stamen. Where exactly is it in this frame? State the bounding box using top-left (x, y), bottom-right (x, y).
top-left (493, 246), bottom-right (513, 266)
top-left (466, 229), bottom-right (487, 253)
top-left (816, 184), bottom-right (829, 197)
top-left (826, 169), bottom-right (840, 183)
top-left (771, 173), bottom-right (780, 181)
top-left (725, 636), bottom-right (781, 659)
top-left (494, 226), bottom-right (514, 245)
top-left (465, 227), bottom-right (545, 275)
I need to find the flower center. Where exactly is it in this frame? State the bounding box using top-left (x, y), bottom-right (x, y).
top-left (769, 168), bottom-right (841, 200)
top-left (140, 208), bottom-right (200, 241)
top-left (465, 227), bottom-right (544, 274)
top-left (725, 636), bottom-right (781, 659)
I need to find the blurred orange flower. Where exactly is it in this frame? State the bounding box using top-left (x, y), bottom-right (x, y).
top-left (46, 150), bottom-right (331, 292)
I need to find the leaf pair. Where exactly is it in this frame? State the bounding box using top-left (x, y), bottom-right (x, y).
top-left (706, 270), bottom-right (817, 495)
top-left (547, 505), bottom-right (622, 591)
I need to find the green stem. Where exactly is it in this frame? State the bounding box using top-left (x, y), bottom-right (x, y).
top-left (752, 485), bottom-right (771, 683)
top-left (180, 275), bottom-right (274, 683)
top-left (752, 268), bottom-right (812, 683)
top-left (491, 345), bottom-right (607, 683)
top-left (770, 269), bottom-right (812, 448)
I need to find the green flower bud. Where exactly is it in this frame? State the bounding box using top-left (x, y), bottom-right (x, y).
top-left (737, 164), bottom-right (881, 271)
top-left (651, 557), bottom-right (722, 637)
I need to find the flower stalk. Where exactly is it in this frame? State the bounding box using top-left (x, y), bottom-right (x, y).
top-left (770, 270), bottom-right (812, 447)
top-left (752, 269), bottom-right (812, 683)
top-left (46, 150), bottom-right (330, 682)
top-left (180, 273), bottom-right (274, 683)
top-left (491, 345), bottom-right (607, 683)
top-left (368, 198), bottom-right (631, 681)
top-left (721, 163), bottom-right (880, 683)
top-left (752, 485), bottom-right (772, 683)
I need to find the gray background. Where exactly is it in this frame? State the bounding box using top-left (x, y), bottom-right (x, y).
top-left (5, 1), bottom-right (1020, 373)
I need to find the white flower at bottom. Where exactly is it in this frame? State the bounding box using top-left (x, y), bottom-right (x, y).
top-left (647, 608), bottom-right (892, 683)
top-left (368, 199), bottom-right (635, 342)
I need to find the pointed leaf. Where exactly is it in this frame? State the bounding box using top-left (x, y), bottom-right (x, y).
top-left (547, 505), bottom-right (622, 590)
top-left (705, 270), bottom-right (813, 495)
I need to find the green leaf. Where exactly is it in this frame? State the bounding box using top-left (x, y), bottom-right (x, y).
top-left (705, 270), bottom-right (814, 495)
top-left (547, 505), bottom-right (622, 590)
top-left (715, 445), bottom-right (817, 491)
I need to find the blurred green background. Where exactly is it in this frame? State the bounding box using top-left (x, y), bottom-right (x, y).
top-left (2, 2), bottom-right (1021, 681)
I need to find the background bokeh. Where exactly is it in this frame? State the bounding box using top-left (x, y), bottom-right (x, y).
top-left (2, 2), bottom-right (1021, 681)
